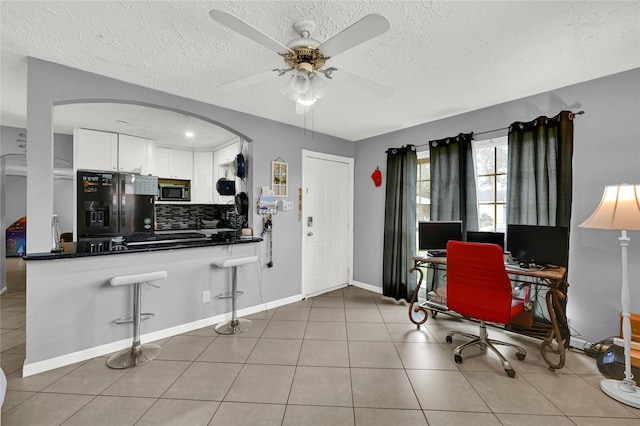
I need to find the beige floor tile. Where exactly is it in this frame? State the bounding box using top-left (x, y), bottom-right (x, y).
top-left (7, 361), bottom-right (85, 392)
top-left (374, 296), bottom-right (408, 310)
top-left (283, 405), bottom-right (354, 426)
top-left (309, 307), bottom-right (346, 322)
top-left (408, 370), bottom-right (490, 412)
top-left (162, 361), bottom-right (242, 400)
top-left (496, 413), bottom-right (577, 425)
top-left (196, 336), bottom-right (258, 363)
top-left (396, 342), bottom-right (458, 370)
top-left (464, 371), bottom-right (562, 415)
top-left (246, 338), bottom-right (302, 365)
top-left (563, 348), bottom-right (602, 374)
top-left (1, 390), bottom-right (34, 414)
top-left (379, 308), bottom-right (412, 323)
top-left (298, 339), bottom-right (349, 367)
top-left (345, 308), bottom-right (383, 323)
top-left (0, 353), bottom-right (25, 376)
top-left (386, 323), bottom-right (438, 343)
top-left (304, 321), bottom-right (348, 340)
top-left (43, 358), bottom-right (128, 395)
top-left (101, 359), bottom-right (189, 398)
top-left (312, 296), bottom-right (346, 308)
top-left (272, 306), bottom-right (311, 321)
top-left (355, 407), bottom-right (427, 425)
top-left (61, 395), bottom-right (155, 426)
top-left (348, 341), bottom-right (403, 368)
top-left (209, 401), bottom-right (286, 426)
top-left (568, 417), bottom-right (640, 425)
top-left (343, 297), bottom-right (378, 308)
top-left (522, 371), bottom-right (638, 418)
top-left (423, 410), bottom-right (501, 425)
top-left (346, 322), bottom-right (392, 341)
top-left (351, 368), bottom-right (420, 409)
top-left (289, 366), bottom-right (352, 406)
top-left (321, 288), bottom-right (345, 297)
top-left (1, 392), bottom-right (93, 425)
top-left (0, 329), bottom-right (25, 352)
top-left (155, 335), bottom-right (214, 361)
top-left (287, 298), bottom-right (314, 308)
top-left (342, 287), bottom-right (375, 298)
top-left (180, 324), bottom-right (218, 336)
top-left (245, 308), bottom-right (277, 320)
top-left (224, 364), bottom-right (295, 404)
top-left (136, 399), bottom-right (219, 426)
top-left (1, 310), bottom-right (25, 329)
top-left (262, 319), bottom-right (308, 339)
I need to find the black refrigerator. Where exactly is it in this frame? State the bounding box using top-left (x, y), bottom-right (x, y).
top-left (77, 171), bottom-right (157, 238)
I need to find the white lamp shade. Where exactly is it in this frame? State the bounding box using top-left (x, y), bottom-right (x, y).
top-left (580, 184), bottom-right (640, 231)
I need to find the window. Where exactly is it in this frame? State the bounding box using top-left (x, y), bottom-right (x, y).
top-left (473, 136), bottom-right (508, 232)
top-left (416, 151), bottom-right (430, 222)
top-left (415, 136), bottom-right (508, 232)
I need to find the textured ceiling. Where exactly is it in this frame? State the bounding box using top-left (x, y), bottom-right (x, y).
top-left (1, 1), bottom-right (639, 144)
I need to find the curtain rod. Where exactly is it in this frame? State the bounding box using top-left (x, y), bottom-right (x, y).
top-left (417, 110), bottom-right (585, 148)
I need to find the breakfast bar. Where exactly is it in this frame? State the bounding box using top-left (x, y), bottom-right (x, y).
top-left (22, 238), bottom-right (265, 376)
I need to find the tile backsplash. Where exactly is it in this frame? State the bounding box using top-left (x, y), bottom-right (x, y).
top-left (155, 203), bottom-right (234, 230)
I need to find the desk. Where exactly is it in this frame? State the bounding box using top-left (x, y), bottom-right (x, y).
top-left (409, 256), bottom-right (570, 371)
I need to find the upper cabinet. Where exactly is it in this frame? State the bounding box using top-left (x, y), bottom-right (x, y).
top-left (74, 128), bottom-right (153, 174)
top-left (74, 128), bottom-right (118, 171)
top-left (192, 151), bottom-right (214, 204)
top-left (155, 147), bottom-right (193, 180)
top-left (118, 134), bottom-right (154, 174)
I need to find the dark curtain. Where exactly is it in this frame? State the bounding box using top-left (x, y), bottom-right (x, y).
top-left (506, 111), bottom-right (574, 336)
top-left (506, 111), bottom-right (574, 227)
top-left (383, 145), bottom-right (417, 302)
top-left (429, 132), bottom-right (478, 234)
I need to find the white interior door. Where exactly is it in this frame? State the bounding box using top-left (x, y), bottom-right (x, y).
top-left (302, 150), bottom-right (353, 297)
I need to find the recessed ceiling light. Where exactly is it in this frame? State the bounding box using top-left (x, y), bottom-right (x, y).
top-left (185, 131), bottom-right (195, 138)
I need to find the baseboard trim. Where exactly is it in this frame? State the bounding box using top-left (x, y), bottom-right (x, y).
top-left (569, 336), bottom-right (593, 351)
top-left (22, 293), bottom-right (304, 377)
top-left (350, 280), bottom-right (382, 294)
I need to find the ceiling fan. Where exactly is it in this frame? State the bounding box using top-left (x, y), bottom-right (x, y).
top-left (209, 9), bottom-right (393, 114)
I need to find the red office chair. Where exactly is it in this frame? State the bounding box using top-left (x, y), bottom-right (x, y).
top-left (445, 240), bottom-right (527, 378)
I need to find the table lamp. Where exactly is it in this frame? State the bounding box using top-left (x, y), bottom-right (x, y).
top-left (580, 183), bottom-right (640, 408)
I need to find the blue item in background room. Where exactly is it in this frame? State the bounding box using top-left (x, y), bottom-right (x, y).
top-left (6, 216), bottom-right (26, 257)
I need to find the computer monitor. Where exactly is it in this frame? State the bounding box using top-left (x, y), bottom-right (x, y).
top-left (418, 221), bottom-right (463, 251)
top-left (466, 231), bottom-right (505, 251)
top-left (506, 224), bottom-right (569, 267)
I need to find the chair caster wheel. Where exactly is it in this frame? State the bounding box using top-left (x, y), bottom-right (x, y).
top-left (516, 353), bottom-right (526, 361)
top-left (446, 335), bottom-right (453, 344)
top-left (506, 369), bottom-right (516, 378)
top-left (454, 354), bottom-right (462, 364)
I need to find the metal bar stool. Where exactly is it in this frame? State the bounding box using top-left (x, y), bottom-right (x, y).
top-left (107, 270), bottom-right (167, 369)
top-left (213, 256), bottom-right (258, 334)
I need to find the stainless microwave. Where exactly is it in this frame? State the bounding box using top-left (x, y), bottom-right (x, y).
top-left (158, 183), bottom-right (190, 202)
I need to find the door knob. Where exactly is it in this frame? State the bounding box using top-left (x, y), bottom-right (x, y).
top-left (307, 232), bottom-right (313, 236)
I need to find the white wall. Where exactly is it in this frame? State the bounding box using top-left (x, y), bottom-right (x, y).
top-left (353, 68), bottom-right (640, 345)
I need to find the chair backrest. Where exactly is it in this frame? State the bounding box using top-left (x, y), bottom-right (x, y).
top-left (446, 240), bottom-right (514, 324)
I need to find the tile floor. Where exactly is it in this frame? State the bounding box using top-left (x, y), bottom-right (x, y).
top-left (2, 257), bottom-right (640, 425)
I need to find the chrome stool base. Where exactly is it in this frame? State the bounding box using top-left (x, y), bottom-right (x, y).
top-left (107, 343), bottom-right (162, 369)
top-left (215, 318), bottom-right (252, 335)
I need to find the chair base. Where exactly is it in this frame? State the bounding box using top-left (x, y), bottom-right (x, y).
top-left (215, 318), bottom-right (252, 335)
top-left (447, 321), bottom-right (526, 378)
top-left (107, 343), bottom-right (162, 369)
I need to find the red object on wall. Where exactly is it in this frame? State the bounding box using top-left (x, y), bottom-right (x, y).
top-left (371, 167), bottom-right (382, 187)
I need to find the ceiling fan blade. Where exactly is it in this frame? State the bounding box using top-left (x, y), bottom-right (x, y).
top-left (217, 69), bottom-right (281, 91)
top-left (330, 69), bottom-right (393, 98)
top-left (209, 9), bottom-right (293, 55)
top-left (318, 13), bottom-right (390, 58)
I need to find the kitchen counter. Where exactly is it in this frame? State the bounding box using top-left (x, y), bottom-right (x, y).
top-left (24, 236), bottom-right (262, 260)
top-left (22, 237), bottom-right (280, 377)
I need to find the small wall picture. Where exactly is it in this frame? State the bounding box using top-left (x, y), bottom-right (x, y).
top-left (271, 160), bottom-right (288, 197)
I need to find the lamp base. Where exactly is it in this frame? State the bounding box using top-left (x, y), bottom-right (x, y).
top-left (600, 378), bottom-right (640, 408)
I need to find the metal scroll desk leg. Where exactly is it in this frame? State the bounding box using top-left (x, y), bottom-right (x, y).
top-left (408, 264), bottom-right (428, 329)
top-left (540, 287), bottom-right (570, 371)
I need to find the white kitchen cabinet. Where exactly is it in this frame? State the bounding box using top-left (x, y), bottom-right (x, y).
top-left (74, 128), bottom-right (118, 171)
top-left (213, 140), bottom-right (240, 204)
top-left (118, 134), bottom-right (153, 174)
top-left (154, 147), bottom-right (193, 180)
top-left (74, 128), bottom-right (153, 174)
top-left (192, 151), bottom-right (214, 204)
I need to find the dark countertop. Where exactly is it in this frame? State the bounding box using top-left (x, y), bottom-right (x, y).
top-left (24, 237), bottom-right (263, 260)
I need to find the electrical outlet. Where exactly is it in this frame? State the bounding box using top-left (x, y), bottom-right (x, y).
top-left (202, 290), bottom-right (211, 303)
